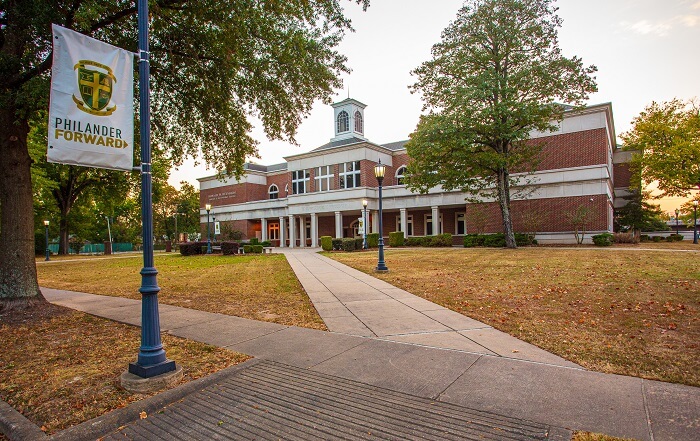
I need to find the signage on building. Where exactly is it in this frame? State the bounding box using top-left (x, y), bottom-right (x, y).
top-left (358, 218), bottom-right (364, 235)
top-left (47, 24), bottom-right (134, 171)
top-left (214, 221), bottom-right (221, 235)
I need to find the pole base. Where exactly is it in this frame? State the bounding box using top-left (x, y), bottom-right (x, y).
top-left (121, 364), bottom-right (182, 394)
top-left (128, 359), bottom-right (177, 378)
top-left (374, 266), bottom-right (389, 273)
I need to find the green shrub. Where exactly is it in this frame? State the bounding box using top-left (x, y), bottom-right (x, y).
top-left (252, 245), bottom-right (264, 253)
top-left (652, 236), bottom-right (663, 242)
top-left (331, 238), bottom-right (343, 251)
top-left (355, 238), bottom-right (364, 250)
top-left (430, 234), bottom-right (453, 247)
top-left (221, 242), bottom-right (239, 255)
top-left (592, 233), bottom-right (614, 246)
top-left (405, 236), bottom-right (423, 246)
top-left (640, 234), bottom-right (651, 242)
top-left (483, 233), bottom-right (506, 247)
top-left (243, 245), bottom-right (253, 253)
top-left (389, 231), bottom-right (405, 247)
top-left (514, 233), bottom-right (537, 246)
top-left (366, 233), bottom-right (379, 248)
top-left (668, 234), bottom-right (684, 242)
top-left (250, 238), bottom-right (260, 245)
top-left (341, 238), bottom-right (356, 252)
top-left (320, 236), bottom-right (333, 251)
top-left (464, 234), bottom-right (485, 247)
top-left (261, 240), bottom-right (272, 247)
top-left (179, 241), bottom-right (207, 256)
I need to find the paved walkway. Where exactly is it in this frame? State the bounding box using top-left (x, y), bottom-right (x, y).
top-left (33, 248), bottom-right (700, 441)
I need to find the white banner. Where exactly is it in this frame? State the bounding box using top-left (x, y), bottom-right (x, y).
top-left (47, 24), bottom-right (134, 171)
top-left (214, 222), bottom-right (221, 235)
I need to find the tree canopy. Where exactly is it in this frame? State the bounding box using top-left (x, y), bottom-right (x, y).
top-left (0, 0), bottom-right (369, 304)
top-left (622, 99), bottom-right (700, 198)
top-left (405, 0), bottom-right (596, 248)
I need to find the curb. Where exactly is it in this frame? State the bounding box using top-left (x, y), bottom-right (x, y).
top-left (0, 358), bottom-right (261, 441)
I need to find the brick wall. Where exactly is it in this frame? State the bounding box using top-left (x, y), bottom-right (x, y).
top-left (529, 128), bottom-right (608, 171)
top-left (613, 163), bottom-right (634, 189)
top-left (318, 215), bottom-right (335, 237)
top-left (267, 172), bottom-right (290, 199)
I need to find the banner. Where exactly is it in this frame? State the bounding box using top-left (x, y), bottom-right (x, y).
top-left (47, 24), bottom-right (134, 171)
top-left (214, 222), bottom-right (221, 235)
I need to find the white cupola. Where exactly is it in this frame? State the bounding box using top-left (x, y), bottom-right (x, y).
top-left (330, 98), bottom-right (367, 142)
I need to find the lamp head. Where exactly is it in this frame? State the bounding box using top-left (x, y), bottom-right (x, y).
top-left (694, 200), bottom-right (698, 207)
top-left (205, 203), bottom-right (212, 211)
top-left (44, 220), bottom-right (49, 226)
top-left (675, 208), bottom-right (680, 216)
top-left (362, 199), bottom-right (368, 208)
top-left (374, 159), bottom-right (386, 179)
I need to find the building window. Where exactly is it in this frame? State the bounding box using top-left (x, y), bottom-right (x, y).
top-left (337, 111), bottom-right (349, 133)
top-left (456, 212), bottom-right (466, 235)
top-left (425, 214), bottom-right (443, 236)
top-left (268, 184), bottom-right (279, 200)
top-left (396, 215), bottom-right (414, 237)
top-left (291, 170), bottom-right (309, 194)
top-left (395, 166), bottom-right (407, 185)
top-left (268, 222), bottom-right (280, 240)
top-left (339, 161), bottom-right (361, 189)
top-left (315, 165), bottom-right (333, 192)
top-left (354, 111), bottom-right (363, 133)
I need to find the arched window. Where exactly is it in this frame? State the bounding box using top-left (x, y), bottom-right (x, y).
top-left (354, 111), bottom-right (363, 133)
top-left (396, 166), bottom-right (407, 185)
top-left (337, 110), bottom-right (349, 133)
top-left (268, 184), bottom-right (279, 200)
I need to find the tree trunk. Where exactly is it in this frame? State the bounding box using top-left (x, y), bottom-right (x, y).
top-left (0, 106), bottom-right (46, 306)
top-left (59, 216), bottom-right (70, 255)
top-left (496, 167), bottom-right (517, 249)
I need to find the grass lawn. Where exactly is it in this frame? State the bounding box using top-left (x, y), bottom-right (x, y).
top-left (328, 247), bottom-right (700, 386)
top-left (37, 253), bottom-right (326, 330)
top-left (0, 303), bottom-right (249, 435)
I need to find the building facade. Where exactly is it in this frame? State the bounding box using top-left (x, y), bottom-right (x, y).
top-left (198, 98), bottom-right (632, 245)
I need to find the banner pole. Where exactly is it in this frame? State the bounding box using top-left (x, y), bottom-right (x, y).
top-left (128, 0), bottom-right (176, 378)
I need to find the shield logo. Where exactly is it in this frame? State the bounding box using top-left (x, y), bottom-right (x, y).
top-left (72, 60), bottom-right (117, 116)
top-left (78, 67), bottom-right (113, 111)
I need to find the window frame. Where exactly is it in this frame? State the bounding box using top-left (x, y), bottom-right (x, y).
top-left (337, 110), bottom-right (349, 133)
top-left (315, 165), bottom-right (333, 192)
top-left (339, 161), bottom-right (361, 189)
top-left (291, 170), bottom-right (310, 195)
top-left (395, 214), bottom-right (414, 237)
top-left (455, 212), bottom-right (466, 235)
top-left (425, 214), bottom-right (443, 236)
top-left (354, 110), bottom-right (363, 133)
top-left (395, 165), bottom-right (407, 185)
top-left (268, 184), bottom-right (279, 200)
top-left (268, 222), bottom-right (280, 240)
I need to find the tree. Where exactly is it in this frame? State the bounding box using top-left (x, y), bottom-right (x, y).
top-left (405, 0), bottom-right (596, 248)
top-left (0, 0), bottom-right (369, 306)
top-left (622, 99), bottom-right (700, 198)
top-left (566, 205), bottom-right (590, 245)
top-left (614, 190), bottom-right (669, 233)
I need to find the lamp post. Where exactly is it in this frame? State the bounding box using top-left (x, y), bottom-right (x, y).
top-left (44, 220), bottom-right (50, 261)
top-left (205, 203), bottom-right (212, 254)
top-left (675, 208), bottom-right (680, 235)
top-left (212, 216), bottom-right (216, 242)
top-left (693, 201), bottom-right (698, 244)
top-left (374, 160), bottom-right (388, 272)
top-left (362, 199), bottom-right (368, 249)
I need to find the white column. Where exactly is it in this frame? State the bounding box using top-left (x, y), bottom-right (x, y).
top-left (279, 216), bottom-right (286, 248)
top-left (431, 206), bottom-right (440, 235)
top-left (288, 215), bottom-right (296, 248)
top-left (400, 208), bottom-right (407, 238)
top-left (371, 210), bottom-right (379, 234)
top-left (300, 216), bottom-right (307, 247)
top-left (261, 218), bottom-right (268, 242)
top-left (335, 211), bottom-right (343, 238)
top-left (310, 213), bottom-right (318, 248)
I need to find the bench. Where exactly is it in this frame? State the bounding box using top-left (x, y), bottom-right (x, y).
top-left (263, 247), bottom-right (274, 254)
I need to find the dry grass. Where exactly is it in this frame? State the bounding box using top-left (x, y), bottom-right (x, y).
top-left (328, 247), bottom-right (700, 386)
top-left (572, 432), bottom-right (638, 441)
top-left (37, 254), bottom-right (326, 330)
top-left (0, 303), bottom-right (249, 435)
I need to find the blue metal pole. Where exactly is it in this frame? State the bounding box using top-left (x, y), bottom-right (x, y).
top-left (694, 205), bottom-right (698, 244)
top-left (206, 209), bottom-right (212, 254)
top-left (129, 0), bottom-right (175, 378)
top-left (44, 224), bottom-right (50, 261)
top-left (376, 177), bottom-right (388, 272)
top-left (363, 207), bottom-right (367, 249)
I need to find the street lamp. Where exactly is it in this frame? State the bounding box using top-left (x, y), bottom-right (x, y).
top-left (374, 160), bottom-right (388, 272)
top-left (205, 203), bottom-right (212, 254)
top-left (44, 220), bottom-right (50, 261)
top-left (362, 199), bottom-right (368, 249)
top-left (675, 208), bottom-right (680, 235)
top-left (693, 201), bottom-right (698, 245)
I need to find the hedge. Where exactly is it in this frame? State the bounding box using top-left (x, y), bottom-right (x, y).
top-left (320, 236), bottom-right (333, 251)
top-left (389, 231), bottom-right (404, 247)
top-left (366, 233), bottom-right (379, 248)
top-left (221, 242), bottom-right (239, 255)
top-left (463, 233), bottom-right (537, 248)
top-left (355, 238), bottom-right (364, 250)
top-left (243, 245), bottom-right (253, 253)
top-left (592, 233), bottom-right (614, 246)
top-left (252, 245), bottom-right (264, 253)
top-left (341, 238), bottom-right (356, 252)
top-left (331, 238), bottom-right (343, 251)
top-left (180, 241), bottom-right (209, 255)
top-left (667, 234), bottom-right (684, 242)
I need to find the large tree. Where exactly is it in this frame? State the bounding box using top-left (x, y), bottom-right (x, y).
top-left (405, 0), bottom-right (596, 248)
top-left (621, 99), bottom-right (700, 198)
top-left (0, 0), bottom-right (368, 306)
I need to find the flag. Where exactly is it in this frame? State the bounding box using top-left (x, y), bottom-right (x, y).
top-left (47, 24), bottom-right (134, 171)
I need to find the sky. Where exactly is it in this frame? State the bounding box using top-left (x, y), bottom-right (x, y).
top-left (168, 0), bottom-right (700, 214)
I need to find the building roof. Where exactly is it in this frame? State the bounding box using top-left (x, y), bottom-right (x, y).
top-left (310, 136), bottom-right (368, 152)
top-left (381, 140), bottom-right (409, 151)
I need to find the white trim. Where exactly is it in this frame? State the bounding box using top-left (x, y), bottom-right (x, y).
top-left (395, 165), bottom-right (407, 186)
top-left (424, 213), bottom-right (443, 236)
top-left (315, 165), bottom-right (333, 192)
top-left (396, 214), bottom-right (413, 237)
top-left (455, 212), bottom-right (466, 235)
top-left (268, 184), bottom-right (279, 199)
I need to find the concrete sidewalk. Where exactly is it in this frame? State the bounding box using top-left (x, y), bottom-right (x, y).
top-left (41, 284), bottom-right (699, 441)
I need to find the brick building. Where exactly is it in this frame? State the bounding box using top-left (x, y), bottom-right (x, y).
top-left (198, 98), bottom-right (632, 245)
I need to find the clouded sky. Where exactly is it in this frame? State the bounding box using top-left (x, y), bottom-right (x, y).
top-left (170, 0), bottom-right (699, 212)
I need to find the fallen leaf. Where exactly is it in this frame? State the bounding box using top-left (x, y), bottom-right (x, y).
top-left (139, 411), bottom-right (147, 419)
